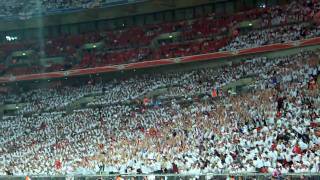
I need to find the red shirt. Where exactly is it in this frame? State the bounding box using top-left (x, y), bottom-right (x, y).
top-left (293, 145), bottom-right (302, 154)
top-left (55, 160), bottom-right (62, 170)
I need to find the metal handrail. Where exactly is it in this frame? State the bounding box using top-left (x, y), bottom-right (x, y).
top-left (3, 172), bottom-right (319, 178)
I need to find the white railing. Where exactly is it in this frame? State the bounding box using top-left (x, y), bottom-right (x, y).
top-left (2, 172), bottom-right (319, 179)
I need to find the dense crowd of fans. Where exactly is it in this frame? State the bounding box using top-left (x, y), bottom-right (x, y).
top-left (1, 0), bottom-right (320, 76)
top-left (0, 0), bottom-right (319, 177)
top-left (0, 49), bottom-right (319, 176)
top-left (220, 23), bottom-right (320, 51)
top-left (0, 0), bottom-right (132, 19)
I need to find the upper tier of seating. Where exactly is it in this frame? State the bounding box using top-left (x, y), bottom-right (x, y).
top-left (0, 0), bottom-right (319, 76)
top-left (0, 0), bottom-right (140, 19)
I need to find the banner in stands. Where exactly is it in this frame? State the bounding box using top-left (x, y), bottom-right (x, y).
top-left (0, 37), bottom-right (319, 83)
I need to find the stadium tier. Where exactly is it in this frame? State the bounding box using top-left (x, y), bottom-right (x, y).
top-left (0, 0), bottom-right (319, 179)
top-left (0, 50), bottom-right (319, 176)
top-left (0, 0), bottom-right (144, 20)
top-left (0, 0), bottom-right (319, 78)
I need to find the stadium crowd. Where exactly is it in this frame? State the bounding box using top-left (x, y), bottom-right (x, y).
top-left (1, 0), bottom-right (320, 76)
top-left (220, 23), bottom-right (320, 51)
top-left (0, 49), bottom-right (319, 176)
top-left (0, 0), bottom-right (129, 19)
top-left (0, 0), bottom-right (320, 178)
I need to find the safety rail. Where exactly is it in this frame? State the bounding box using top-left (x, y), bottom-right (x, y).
top-left (1, 173), bottom-right (319, 180)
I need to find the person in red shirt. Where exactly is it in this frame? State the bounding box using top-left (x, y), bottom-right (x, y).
top-left (271, 142), bottom-right (277, 151)
top-left (55, 159), bottom-right (62, 170)
top-left (292, 143), bottom-right (302, 154)
top-left (211, 89), bottom-right (217, 98)
top-left (172, 162), bottom-right (179, 174)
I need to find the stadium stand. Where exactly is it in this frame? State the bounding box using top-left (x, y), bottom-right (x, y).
top-left (0, 0), bottom-right (143, 19)
top-left (0, 0), bottom-right (319, 178)
top-left (0, 0), bottom-right (319, 76)
top-left (0, 49), bottom-right (319, 175)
